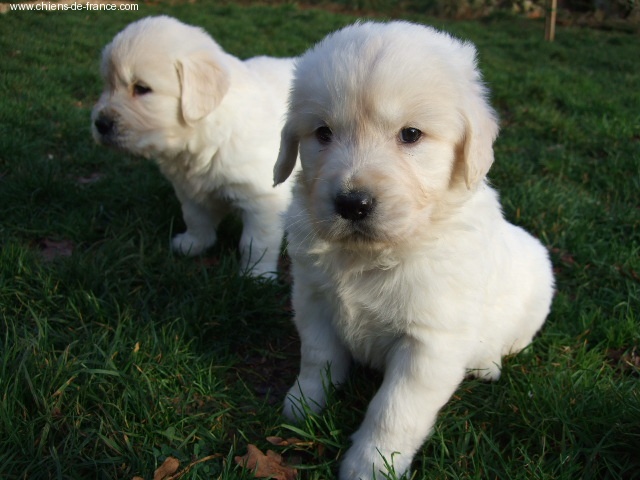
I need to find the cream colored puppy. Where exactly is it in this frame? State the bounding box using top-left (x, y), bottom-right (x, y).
top-left (274, 21), bottom-right (555, 479)
top-left (92, 16), bottom-right (296, 278)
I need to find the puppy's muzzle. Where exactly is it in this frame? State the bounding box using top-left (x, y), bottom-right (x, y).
top-left (94, 114), bottom-right (115, 137)
top-left (334, 190), bottom-right (376, 221)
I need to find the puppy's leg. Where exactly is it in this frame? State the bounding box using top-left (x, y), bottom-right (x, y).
top-left (238, 200), bottom-right (285, 279)
top-left (284, 273), bottom-right (351, 420)
top-left (339, 337), bottom-right (466, 480)
top-left (172, 196), bottom-right (229, 256)
top-left (467, 360), bottom-right (502, 381)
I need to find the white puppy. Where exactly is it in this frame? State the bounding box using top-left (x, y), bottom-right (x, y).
top-left (274, 21), bottom-right (555, 479)
top-left (92, 16), bottom-right (296, 278)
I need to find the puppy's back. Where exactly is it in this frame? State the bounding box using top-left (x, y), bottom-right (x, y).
top-left (245, 56), bottom-right (295, 100)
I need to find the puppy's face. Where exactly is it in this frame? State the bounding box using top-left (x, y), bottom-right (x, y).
top-left (275, 22), bottom-right (499, 249)
top-left (91, 16), bottom-right (229, 159)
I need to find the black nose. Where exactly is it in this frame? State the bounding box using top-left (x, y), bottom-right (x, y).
top-left (94, 115), bottom-right (114, 136)
top-left (334, 190), bottom-right (375, 221)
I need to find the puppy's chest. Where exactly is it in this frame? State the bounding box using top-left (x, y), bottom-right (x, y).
top-left (328, 269), bottom-right (418, 366)
top-left (160, 158), bottom-right (247, 204)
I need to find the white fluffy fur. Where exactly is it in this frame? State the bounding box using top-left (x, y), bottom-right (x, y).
top-left (92, 15), bottom-right (296, 278)
top-left (274, 21), bottom-right (554, 479)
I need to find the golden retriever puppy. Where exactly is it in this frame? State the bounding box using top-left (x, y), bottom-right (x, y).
top-left (274, 21), bottom-right (555, 479)
top-left (92, 16), bottom-right (296, 278)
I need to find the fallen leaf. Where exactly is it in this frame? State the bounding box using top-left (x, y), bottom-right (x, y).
top-left (38, 238), bottom-right (74, 261)
top-left (235, 444), bottom-right (297, 480)
top-left (175, 454), bottom-right (222, 478)
top-left (266, 436), bottom-right (311, 447)
top-left (131, 454), bottom-right (221, 480)
top-left (195, 255), bottom-right (220, 267)
top-left (606, 346), bottom-right (640, 375)
top-left (153, 457), bottom-right (180, 480)
top-left (76, 172), bottom-right (104, 185)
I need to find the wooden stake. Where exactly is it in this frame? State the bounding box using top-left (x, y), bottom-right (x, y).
top-left (545, 0), bottom-right (557, 41)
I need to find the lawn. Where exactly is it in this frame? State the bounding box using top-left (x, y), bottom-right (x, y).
top-left (0, 2), bottom-right (638, 479)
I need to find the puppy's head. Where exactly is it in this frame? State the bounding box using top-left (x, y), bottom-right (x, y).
top-left (274, 21), bottom-right (499, 248)
top-left (91, 15), bottom-right (230, 159)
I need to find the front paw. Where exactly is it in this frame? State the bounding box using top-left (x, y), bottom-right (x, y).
top-left (467, 356), bottom-right (502, 381)
top-left (171, 232), bottom-right (216, 256)
top-left (339, 444), bottom-right (408, 480)
top-left (242, 261), bottom-right (278, 281)
top-left (282, 381), bottom-right (326, 421)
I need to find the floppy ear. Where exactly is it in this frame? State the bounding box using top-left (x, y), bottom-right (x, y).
top-left (99, 42), bottom-right (113, 80)
top-left (459, 97), bottom-right (499, 189)
top-left (273, 121), bottom-right (299, 186)
top-left (176, 50), bottom-right (230, 125)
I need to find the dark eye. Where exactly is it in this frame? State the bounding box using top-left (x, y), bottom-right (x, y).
top-left (400, 127), bottom-right (422, 144)
top-left (315, 125), bottom-right (333, 145)
top-left (133, 83), bottom-right (152, 96)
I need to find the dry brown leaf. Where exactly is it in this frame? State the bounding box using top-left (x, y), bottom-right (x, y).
top-left (235, 444), bottom-right (297, 480)
top-left (153, 457), bottom-right (180, 480)
top-left (606, 346), bottom-right (640, 374)
top-left (195, 255), bottom-right (220, 268)
top-left (39, 238), bottom-right (74, 261)
top-left (131, 454), bottom-right (221, 480)
top-left (175, 454), bottom-right (222, 478)
top-left (76, 172), bottom-right (104, 185)
top-left (266, 436), bottom-right (312, 448)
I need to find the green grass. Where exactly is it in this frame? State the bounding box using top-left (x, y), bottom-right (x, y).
top-left (1, 2), bottom-right (639, 479)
